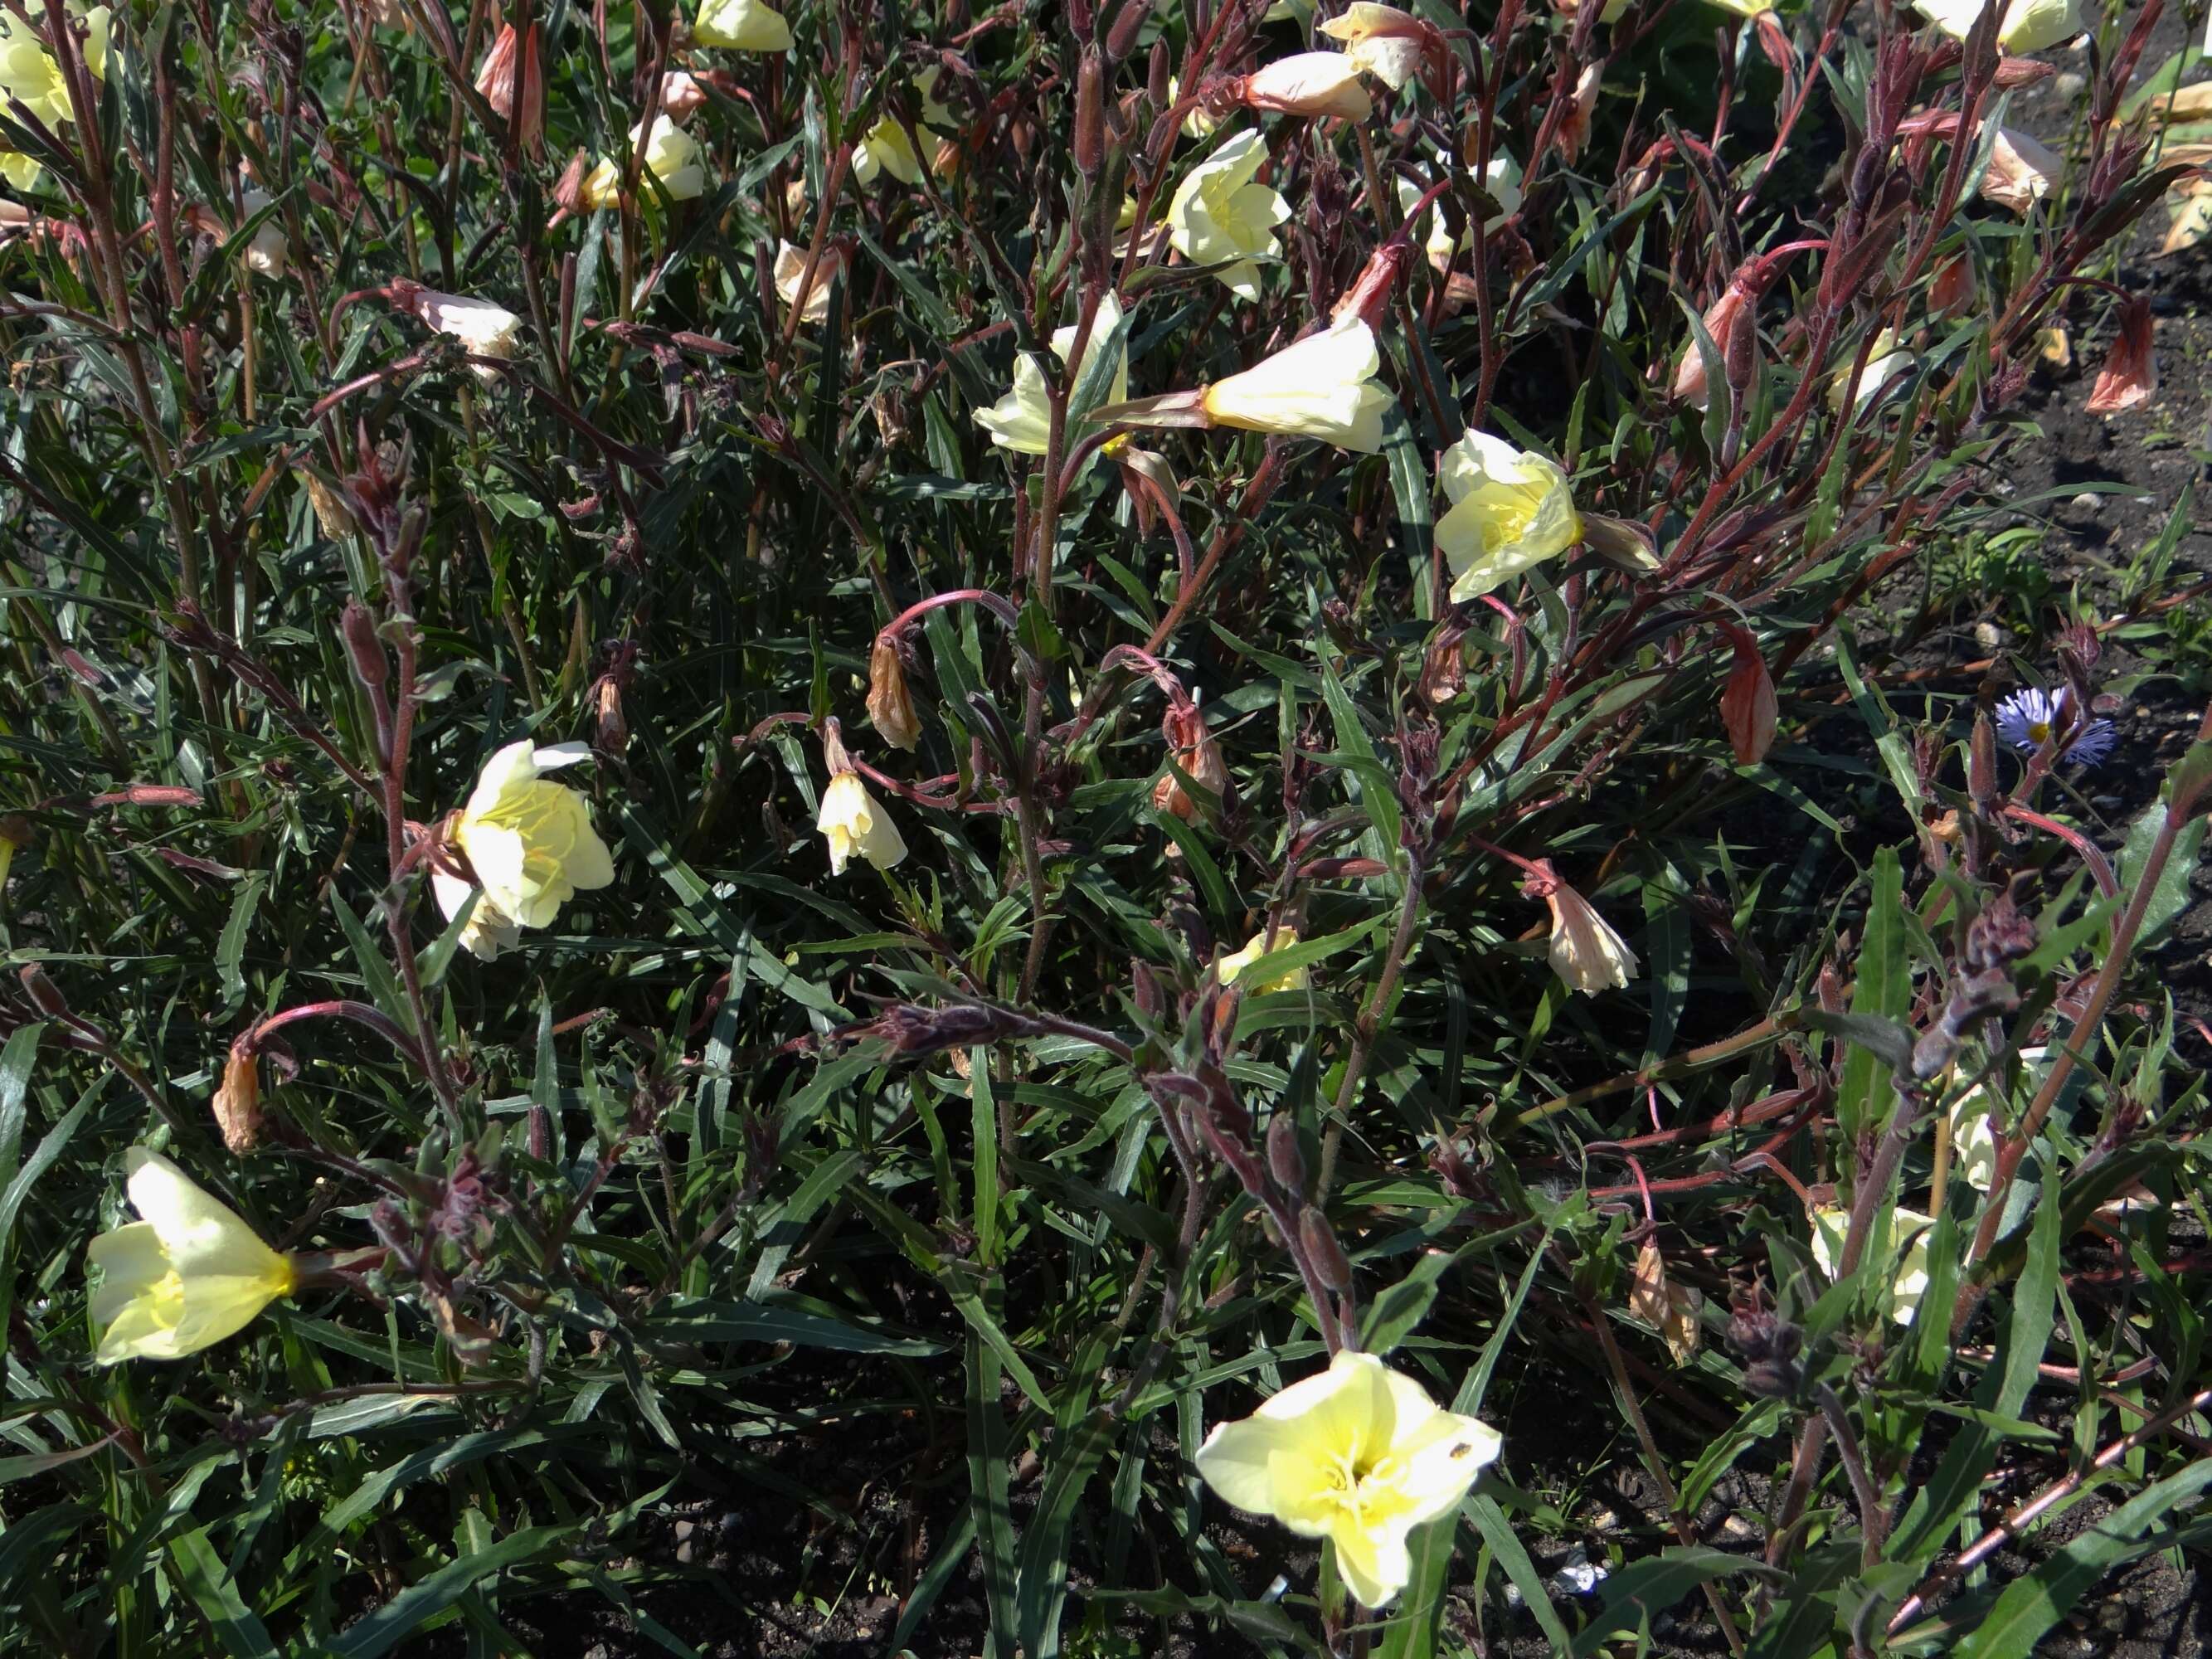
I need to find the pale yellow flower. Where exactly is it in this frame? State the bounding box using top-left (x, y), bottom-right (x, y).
top-left (1810, 1206), bottom-right (1935, 1325)
top-left (1168, 75), bottom-right (1220, 139)
top-left (1201, 316), bottom-right (1394, 452)
top-left (431, 868), bottom-right (523, 961)
top-left (417, 290), bottom-right (524, 381)
top-left (773, 238), bottom-right (848, 324)
top-left (1167, 129), bottom-right (1291, 303)
top-left (1912, 0), bottom-right (2080, 52)
top-left (1241, 51), bottom-right (1373, 119)
top-left (1701, 0), bottom-right (1776, 15)
top-left (1394, 155), bottom-right (1523, 270)
top-left (1947, 1046), bottom-right (2047, 1193)
top-left (240, 186), bottom-right (289, 279)
top-left (851, 116), bottom-right (921, 187)
top-left (1195, 1350), bottom-right (1503, 1609)
top-left (817, 770), bottom-right (907, 874)
top-left (89, 1150), bottom-right (296, 1363)
top-left (1436, 431), bottom-right (1582, 603)
top-left (580, 115), bottom-right (707, 209)
top-left (693, 0), bottom-right (792, 51)
top-left (974, 292), bottom-right (1129, 455)
top-left (450, 740), bottom-right (616, 931)
top-left (1218, 925), bottom-right (1309, 993)
top-left (1317, 3), bottom-right (1426, 92)
top-left (1828, 328), bottom-right (1917, 415)
top-left (1540, 872), bottom-right (1637, 993)
top-left (0, 5), bottom-right (106, 129)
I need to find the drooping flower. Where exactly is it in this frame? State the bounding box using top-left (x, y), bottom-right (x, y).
top-left (867, 640), bottom-right (921, 752)
top-left (1201, 316), bottom-right (1395, 451)
top-left (817, 770), bottom-right (907, 874)
top-left (449, 740), bottom-right (617, 932)
top-left (1531, 861), bottom-right (1639, 993)
top-left (412, 288), bottom-right (525, 381)
top-left (2085, 294), bottom-right (2157, 416)
top-left (1810, 1205), bottom-right (1936, 1326)
top-left (1194, 1350), bottom-right (1504, 1609)
top-left (1827, 327), bottom-right (1918, 415)
top-left (240, 185), bottom-right (289, 279)
top-left (1153, 696), bottom-right (1228, 820)
top-left (1218, 925), bottom-right (1310, 993)
top-left (1317, 3), bottom-right (1429, 92)
top-left (1167, 129), bottom-right (1292, 302)
top-left (1978, 126), bottom-right (2061, 215)
top-left (851, 116), bottom-right (922, 187)
top-left (88, 1150), bottom-right (297, 1363)
top-left (1436, 431), bottom-right (1582, 603)
top-left (1993, 687), bottom-right (2117, 766)
top-left (579, 115), bottom-right (707, 209)
top-left (693, 0), bottom-right (793, 51)
top-left (773, 237), bottom-right (848, 324)
top-left (974, 292), bottom-right (1129, 455)
top-left (1236, 51), bottom-right (1373, 120)
top-left (1912, 0), bottom-right (2082, 54)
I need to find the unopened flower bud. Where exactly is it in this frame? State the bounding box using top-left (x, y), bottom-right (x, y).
top-left (213, 1048), bottom-right (262, 1154)
top-left (1148, 40), bottom-right (1171, 109)
top-left (340, 600), bottom-right (388, 688)
top-left (1076, 47), bottom-right (1107, 179)
top-left (1266, 1113), bottom-right (1307, 1194)
top-left (19, 962), bottom-right (70, 1018)
top-left (1235, 52), bottom-right (1373, 120)
top-left (1299, 1204), bottom-right (1355, 1293)
top-left (1106, 0), bottom-right (1150, 61)
top-left (867, 638), bottom-right (922, 751)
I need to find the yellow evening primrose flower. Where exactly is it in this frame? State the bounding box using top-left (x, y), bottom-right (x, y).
top-left (1827, 327), bottom-right (1918, 416)
top-left (416, 289), bottom-right (524, 381)
top-left (1218, 925), bottom-right (1309, 993)
top-left (1810, 1205), bottom-right (1936, 1325)
top-left (1912, 0), bottom-right (2081, 52)
top-left (817, 770), bottom-right (907, 874)
top-left (1167, 129), bottom-right (1292, 303)
top-left (693, 0), bottom-right (792, 51)
top-left (851, 116), bottom-right (922, 187)
top-left (974, 292), bottom-right (1130, 455)
top-left (579, 115), bottom-right (707, 209)
top-left (89, 1150), bottom-right (296, 1363)
top-left (1538, 869), bottom-right (1639, 993)
top-left (1202, 315), bottom-right (1395, 452)
top-left (1394, 156), bottom-right (1523, 270)
top-left (1317, 3), bottom-right (1427, 93)
top-left (431, 868), bottom-right (523, 961)
top-left (450, 739), bottom-right (616, 932)
top-left (1195, 1350), bottom-right (1504, 1609)
top-left (1435, 431), bottom-right (1582, 603)
top-left (1947, 1046), bottom-right (2047, 1193)
top-left (0, 5), bottom-right (107, 127)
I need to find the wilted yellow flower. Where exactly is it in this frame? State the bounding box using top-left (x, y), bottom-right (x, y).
top-left (580, 115), bottom-right (707, 209)
top-left (693, 0), bottom-right (792, 51)
top-left (1239, 51), bottom-right (1374, 119)
top-left (1167, 129), bottom-right (1292, 303)
top-left (1810, 1205), bottom-right (1935, 1325)
top-left (851, 116), bottom-right (922, 187)
top-left (1912, 0), bottom-right (2080, 52)
top-left (773, 237), bottom-right (847, 324)
top-left (1537, 867), bottom-right (1637, 993)
top-left (88, 1150), bottom-right (297, 1363)
top-left (1202, 316), bottom-right (1395, 452)
top-left (1194, 1350), bottom-right (1504, 1609)
top-left (817, 770), bottom-right (907, 874)
top-left (1978, 125), bottom-right (2061, 216)
top-left (1436, 431), bottom-right (1582, 603)
top-left (1317, 3), bottom-right (1427, 92)
top-left (1218, 925), bottom-right (1309, 993)
top-left (867, 640), bottom-right (921, 751)
top-left (974, 292), bottom-right (1129, 455)
top-left (450, 740), bottom-right (616, 932)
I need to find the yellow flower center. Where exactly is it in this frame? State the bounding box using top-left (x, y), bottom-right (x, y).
top-left (1477, 488), bottom-right (1544, 554)
top-left (2027, 720), bottom-right (2051, 743)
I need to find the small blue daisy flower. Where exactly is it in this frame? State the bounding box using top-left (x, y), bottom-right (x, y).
top-left (1994, 687), bottom-right (2117, 767)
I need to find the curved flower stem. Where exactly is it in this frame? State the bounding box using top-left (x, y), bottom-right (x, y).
top-left (878, 587), bottom-right (1023, 645)
top-left (2002, 803), bottom-right (2120, 898)
top-left (237, 999), bottom-right (432, 1073)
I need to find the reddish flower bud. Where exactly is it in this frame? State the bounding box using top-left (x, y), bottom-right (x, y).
top-left (1719, 625), bottom-right (1778, 765)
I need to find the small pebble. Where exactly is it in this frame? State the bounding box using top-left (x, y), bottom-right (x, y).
top-left (2068, 492), bottom-right (2100, 513)
top-left (2054, 71), bottom-right (2087, 96)
top-left (1974, 621), bottom-right (2004, 649)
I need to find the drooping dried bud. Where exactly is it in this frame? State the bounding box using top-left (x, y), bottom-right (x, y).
top-left (551, 150), bottom-right (590, 215)
top-left (1328, 239), bottom-right (1412, 331)
top-left (340, 600), bottom-right (389, 689)
top-left (474, 21), bottom-right (545, 155)
top-left (474, 23), bottom-right (518, 116)
top-left (1266, 1112), bottom-right (1307, 1194)
top-left (2085, 293), bottom-right (2157, 416)
top-left (660, 71), bottom-right (708, 120)
top-left (1233, 53), bottom-right (1373, 119)
top-left (867, 638), bottom-right (922, 752)
top-left (1418, 624), bottom-right (1469, 707)
top-left (213, 1048), bottom-right (262, 1154)
top-left (298, 467), bottom-right (358, 538)
top-left (1152, 698), bottom-right (1228, 820)
top-left (1719, 625), bottom-right (1778, 764)
top-left (1557, 61), bottom-right (1602, 162)
top-left (1075, 47), bottom-right (1107, 179)
top-left (594, 671), bottom-right (629, 757)
top-left (1670, 285), bottom-right (1745, 409)
top-left (1929, 251), bottom-right (1976, 319)
top-left (1299, 1204), bottom-right (1355, 1293)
